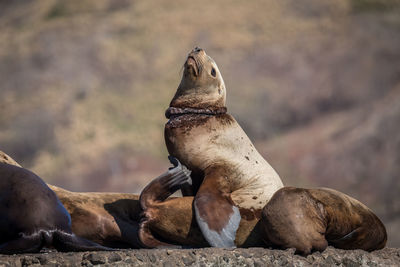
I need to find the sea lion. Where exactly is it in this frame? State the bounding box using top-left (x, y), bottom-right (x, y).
top-left (163, 47), bottom-right (284, 247)
top-left (50, 186), bottom-right (142, 248)
top-left (54, 157), bottom-right (191, 248)
top-left (0, 162), bottom-right (111, 254)
top-left (261, 187), bottom-right (387, 255)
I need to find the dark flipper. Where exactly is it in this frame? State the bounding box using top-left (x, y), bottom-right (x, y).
top-left (0, 233), bottom-right (43, 254)
top-left (139, 156), bottom-right (192, 248)
top-left (194, 169), bottom-right (241, 248)
top-left (0, 229), bottom-right (111, 254)
top-left (52, 230), bottom-right (114, 252)
top-left (140, 156), bottom-right (192, 210)
top-left (328, 225), bottom-right (386, 251)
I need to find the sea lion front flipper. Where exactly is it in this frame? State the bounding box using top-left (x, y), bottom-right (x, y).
top-left (0, 234), bottom-right (43, 254)
top-left (140, 156), bottom-right (192, 210)
top-left (139, 156), bottom-right (192, 248)
top-left (52, 230), bottom-right (114, 252)
top-left (194, 170), bottom-right (241, 248)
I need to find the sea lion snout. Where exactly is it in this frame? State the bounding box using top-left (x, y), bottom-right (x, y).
top-left (185, 47), bottom-right (205, 77)
top-left (189, 47), bottom-right (205, 58)
top-left (186, 56), bottom-right (199, 77)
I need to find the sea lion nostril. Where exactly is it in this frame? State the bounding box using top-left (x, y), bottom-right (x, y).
top-left (193, 47), bottom-right (202, 53)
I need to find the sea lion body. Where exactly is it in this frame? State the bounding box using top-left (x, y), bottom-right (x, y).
top-left (165, 114), bottom-right (282, 210)
top-left (52, 186), bottom-right (142, 248)
top-left (261, 187), bottom-right (387, 255)
top-left (164, 47), bottom-right (283, 247)
top-left (0, 162), bottom-right (109, 254)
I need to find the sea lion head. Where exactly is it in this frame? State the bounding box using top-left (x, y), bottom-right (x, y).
top-left (169, 47), bottom-right (226, 110)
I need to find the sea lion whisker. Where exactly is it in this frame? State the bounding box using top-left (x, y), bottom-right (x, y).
top-left (196, 56), bottom-right (204, 74)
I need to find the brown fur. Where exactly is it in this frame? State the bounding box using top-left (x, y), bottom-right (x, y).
top-left (141, 196), bottom-right (264, 247)
top-left (51, 186), bottom-right (142, 248)
top-left (139, 183), bottom-right (263, 247)
top-left (261, 187), bottom-right (387, 255)
top-left (138, 161), bottom-right (263, 247)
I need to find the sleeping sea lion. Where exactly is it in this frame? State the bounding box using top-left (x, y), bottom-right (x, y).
top-left (261, 187), bottom-right (387, 255)
top-left (0, 162), bottom-right (111, 254)
top-left (163, 47), bottom-right (284, 247)
top-left (53, 157), bottom-right (191, 248)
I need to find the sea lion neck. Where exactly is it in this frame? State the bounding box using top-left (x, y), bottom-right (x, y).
top-left (170, 47), bottom-right (227, 111)
top-left (165, 106), bottom-right (227, 119)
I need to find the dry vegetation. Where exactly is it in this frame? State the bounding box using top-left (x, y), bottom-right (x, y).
top-left (0, 0), bottom-right (399, 246)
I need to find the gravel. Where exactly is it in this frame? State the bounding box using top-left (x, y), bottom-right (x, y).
top-left (0, 247), bottom-right (398, 266)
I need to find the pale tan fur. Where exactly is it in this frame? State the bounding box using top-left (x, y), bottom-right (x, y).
top-left (167, 49), bottom-right (283, 211)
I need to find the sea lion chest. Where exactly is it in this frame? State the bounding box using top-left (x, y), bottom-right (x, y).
top-left (164, 114), bottom-right (283, 209)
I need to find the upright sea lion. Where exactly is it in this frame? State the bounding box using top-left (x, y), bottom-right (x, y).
top-left (261, 187), bottom-right (387, 255)
top-left (0, 162), bottom-right (111, 254)
top-left (163, 47), bottom-right (284, 247)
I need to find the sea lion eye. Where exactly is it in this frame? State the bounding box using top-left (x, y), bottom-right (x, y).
top-left (211, 67), bottom-right (216, 77)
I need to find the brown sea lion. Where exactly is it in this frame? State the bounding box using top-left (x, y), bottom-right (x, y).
top-left (53, 157), bottom-right (191, 248)
top-left (162, 47), bottom-right (284, 247)
top-left (0, 162), bottom-right (111, 254)
top-left (261, 187), bottom-right (387, 255)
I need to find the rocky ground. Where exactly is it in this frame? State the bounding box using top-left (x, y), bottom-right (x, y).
top-left (0, 247), bottom-right (399, 267)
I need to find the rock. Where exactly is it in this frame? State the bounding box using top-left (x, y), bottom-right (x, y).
top-left (20, 256), bottom-right (40, 266)
top-left (0, 247), bottom-right (398, 266)
top-left (107, 253), bottom-right (122, 263)
top-left (83, 253), bottom-right (106, 265)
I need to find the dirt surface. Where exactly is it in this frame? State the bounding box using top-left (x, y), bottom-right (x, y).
top-left (0, 247), bottom-right (398, 267)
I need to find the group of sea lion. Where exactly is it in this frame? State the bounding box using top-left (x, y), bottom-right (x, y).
top-left (0, 47), bottom-right (387, 255)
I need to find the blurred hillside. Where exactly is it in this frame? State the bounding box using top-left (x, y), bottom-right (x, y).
top-left (0, 0), bottom-right (399, 246)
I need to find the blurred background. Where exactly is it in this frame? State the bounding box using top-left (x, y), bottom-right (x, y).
top-left (0, 0), bottom-right (399, 246)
